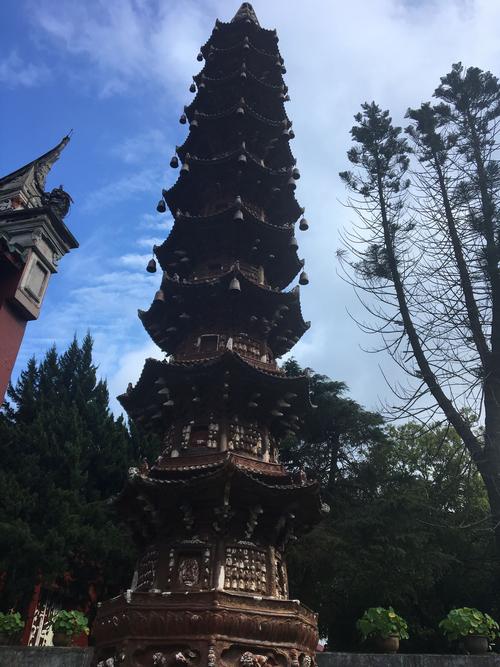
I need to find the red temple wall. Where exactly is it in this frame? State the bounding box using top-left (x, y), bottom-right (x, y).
top-left (0, 300), bottom-right (27, 403)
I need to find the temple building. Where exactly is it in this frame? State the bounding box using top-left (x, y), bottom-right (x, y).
top-left (93, 5), bottom-right (323, 666)
top-left (0, 137), bottom-right (77, 402)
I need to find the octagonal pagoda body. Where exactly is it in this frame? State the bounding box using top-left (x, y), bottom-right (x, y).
top-left (93, 5), bottom-right (322, 666)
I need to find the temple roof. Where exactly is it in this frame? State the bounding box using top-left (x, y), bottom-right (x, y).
top-left (139, 272), bottom-right (309, 357)
top-left (0, 136), bottom-right (70, 207)
top-left (154, 208), bottom-right (301, 289)
top-left (231, 3), bottom-right (260, 26)
top-left (119, 351), bottom-right (311, 438)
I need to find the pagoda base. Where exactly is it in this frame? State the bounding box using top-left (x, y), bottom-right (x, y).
top-left (92, 590), bottom-right (318, 667)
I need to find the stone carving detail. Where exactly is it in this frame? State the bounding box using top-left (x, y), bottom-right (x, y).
top-left (302, 656), bottom-right (312, 667)
top-left (240, 651), bottom-right (270, 666)
top-left (275, 553), bottom-right (288, 599)
top-left (178, 556), bottom-right (200, 587)
top-left (245, 505), bottom-right (263, 539)
top-left (136, 545), bottom-right (159, 590)
top-left (42, 186), bottom-right (72, 219)
top-left (207, 416), bottom-right (219, 448)
top-left (224, 545), bottom-right (267, 594)
top-left (228, 419), bottom-right (263, 455)
top-left (153, 653), bottom-right (167, 665)
top-left (181, 423), bottom-right (191, 449)
top-left (207, 644), bottom-right (217, 667)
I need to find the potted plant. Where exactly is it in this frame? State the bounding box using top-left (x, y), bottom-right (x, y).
top-left (51, 610), bottom-right (89, 647)
top-left (439, 607), bottom-right (499, 654)
top-left (0, 612), bottom-right (24, 645)
top-left (356, 606), bottom-right (409, 653)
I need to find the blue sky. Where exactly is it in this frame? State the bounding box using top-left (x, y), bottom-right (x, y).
top-left (2, 0), bottom-right (500, 415)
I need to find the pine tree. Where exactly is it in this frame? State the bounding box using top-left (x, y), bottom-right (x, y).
top-left (0, 334), bottom-right (160, 613)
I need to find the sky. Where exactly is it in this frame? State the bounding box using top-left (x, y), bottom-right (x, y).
top-left (1, 0), bottom-right (500, 416)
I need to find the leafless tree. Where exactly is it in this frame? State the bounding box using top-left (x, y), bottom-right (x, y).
top-left (339, 63), bottom-right (500, 558)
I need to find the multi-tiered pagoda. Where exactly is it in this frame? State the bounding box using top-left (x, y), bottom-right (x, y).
top-left (93, 4), bottom-right (322, 666)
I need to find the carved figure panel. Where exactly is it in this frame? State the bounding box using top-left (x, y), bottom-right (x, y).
top-left (136, 545), bottom-right (159, 591)
top-left (224, 545), bottom-right (268, 594)
top-left (178, 556), bottom-right (200, 587)
top-left (228, 419), bottom-right (263, 456)
top-left (275, 552), bottom-right (288, 599)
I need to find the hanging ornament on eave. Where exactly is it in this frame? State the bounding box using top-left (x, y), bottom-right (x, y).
top-left (146, 257), bottom-right (157, 273)
top-left (229, 277), bottom-right (241, 292)
top-left (156, 199), bottom-right (166, 213)
top-left (299, 271), bottom-right (309, 285)
top-left (299, 217), bottom-right (309, 231)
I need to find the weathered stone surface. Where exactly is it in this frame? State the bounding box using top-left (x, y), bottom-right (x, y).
top-left (0, 646), bottom-right (94, 666)
top-left (317, 653), bottom-right (500, 666)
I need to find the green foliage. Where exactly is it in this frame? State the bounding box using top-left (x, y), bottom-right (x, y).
top-left (0, 334), bottom-right (161, 612)
top-left (51, 610), bottom-right (89, 637)
top-left (356, 607), bottom-right (409, 641)
top-left (283, 360), bottom-right (495, 651)
top-left (0, 612), bottom-right (24, 635)
top-left (439, 608), bottom-right (499, 642)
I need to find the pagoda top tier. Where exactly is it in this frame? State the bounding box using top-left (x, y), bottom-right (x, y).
top-left (232, 3), bottom-right (260, 26)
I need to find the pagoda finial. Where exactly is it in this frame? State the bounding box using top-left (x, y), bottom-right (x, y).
top-left (231, 3), bottom-right (260, 26)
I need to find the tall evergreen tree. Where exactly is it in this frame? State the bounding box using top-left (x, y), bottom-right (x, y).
top-left (339, 63), bottom-right (500, 568)
top-left (0, 334), bottom-right (160, 613)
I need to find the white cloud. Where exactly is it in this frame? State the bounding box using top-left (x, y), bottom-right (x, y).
top-left (17, 0), bottom-right (500, 414)
top-left (30, 0), bottom-right (210, 99)
top-left (0, 50), bottom-right (51, 87)
top-left (120, 253), bottom-right (152, 269)
top-left (82, 168), bottom-right (162, 212)
top-left (111, 129), bottom-right (168, 164)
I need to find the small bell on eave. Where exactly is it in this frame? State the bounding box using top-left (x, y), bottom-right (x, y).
top-left (180, 161), bottom-right (190, 175)
top-left (289, 236), bottom-right (298, 250)
top-left (197, 52), bottom-right (203, 61)
top-left (287, 177), bottom-right (296, 190)
top-left (189, 118), bottom-right (199, 129)
top-left (229, 277), bottom-right (241, 292)
top-left (156, 199), bottom-right (166, 213)
top-left (299, 217), bottom-right (309, 231)
top-left (238, 153), bottom-right (247, 164)
top-left (292, 167), bottom-right (300, 180)
top-left (233, 209), bottom-right (244, 222)
top-left (146, 257), bottom-right (157, 273)
top-left (243, 36), bottom-right (250, 50)
top-left (289, 130), bottom-right (295, 139)
top-left (236, 105), bottom-right (245, 117)
top-left (179, 113), bottom-right (187, 124)
top-left (189, 82), bottom-right (196, 93)
top-left (299, 271), bottom-right (309, 285)
top-left (170, 156), bottom-right (179, 168)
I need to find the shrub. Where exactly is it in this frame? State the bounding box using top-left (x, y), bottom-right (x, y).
top-left (356, 606), bottom-right (409, 641)
top-left (51, 610), bottom-right (89, 637)
top-left (439, 608), bottom-right (499, 642)
top-left (0, 612), bottom-right (24, 636)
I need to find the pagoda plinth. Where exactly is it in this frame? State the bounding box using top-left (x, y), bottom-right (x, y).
top-left (93, 5), bottom-right (322, 666)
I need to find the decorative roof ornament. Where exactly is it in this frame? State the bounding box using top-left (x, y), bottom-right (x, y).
top-left (0, 135), bottom-right (74, 220)
top-left (231, 2), bottom-right (260, 26)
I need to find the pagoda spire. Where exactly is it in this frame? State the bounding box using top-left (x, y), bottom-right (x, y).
top-left (231, 2), bottom-right (260, 26)
top-left (94, 6), bottom-right (321, 666)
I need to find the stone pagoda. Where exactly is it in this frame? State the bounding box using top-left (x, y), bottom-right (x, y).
top-left (93, 4), bottom-right (322, 666)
